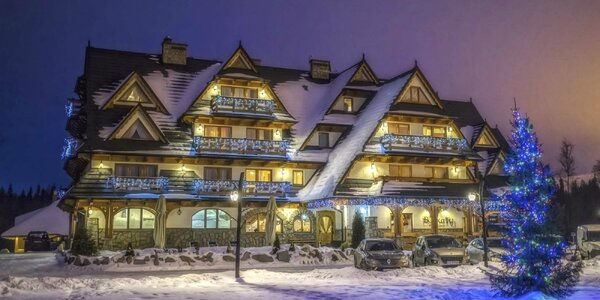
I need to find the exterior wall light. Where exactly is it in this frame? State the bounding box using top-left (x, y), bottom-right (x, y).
top-left (230, 190), bottom-right (239, 202)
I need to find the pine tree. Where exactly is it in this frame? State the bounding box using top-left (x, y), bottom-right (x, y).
top-left (70, 224), bottom-right (97, 256)
top-left (351, 210), bottom-right (365, 249)
top-left (489, 108), bottom-right (581, 298)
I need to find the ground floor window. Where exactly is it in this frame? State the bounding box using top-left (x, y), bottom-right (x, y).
top-left (293, 215), bottom-right (311, 232)
top-left (192, 209), bottom-right (233, 229)
top-left (246, 213), bottom-right (283, 233)
top-left (113, 208), bottom-right (155, 229)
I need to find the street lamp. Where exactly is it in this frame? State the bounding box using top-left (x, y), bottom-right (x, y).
top-left (231, 172), bottom-right (244, 280)
top-left (468, 190), bottom-right (489, 267)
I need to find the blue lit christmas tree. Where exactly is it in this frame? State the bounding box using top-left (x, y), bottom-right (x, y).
top-left (489, 108), bottom-right (581, 297)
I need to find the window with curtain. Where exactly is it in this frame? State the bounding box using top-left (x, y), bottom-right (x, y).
top-left (115, 164), bottom-right (158, 177)
top-left (246, 128), bottom-right (273, 140)
top-left (204, 167), bottom-right (232, 180)
top-left (389, 165), bottom-right (412, 177)
top-left (221, 86), bottom-right (258, 98)
top-left (204, 126), bottom-right (232, 138)
top-left (423, 126), bottom-right (447, 138)
top-left (424, 166), bottom-right (448, 179)
top-left (191, 209), bottom-right (233, 229)
top-left (388, 123), bottom-right (410, 135)
top-left (343, 97), bottom-right (353, 112)
top-left (113, 208), bottom-right (155, 229)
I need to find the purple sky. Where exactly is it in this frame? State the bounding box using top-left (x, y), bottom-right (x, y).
top-left (1, 0), bottom-right (599, 189)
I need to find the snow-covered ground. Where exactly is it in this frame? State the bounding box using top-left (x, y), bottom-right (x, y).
top-left (1, 253), bottom-right (599, 300)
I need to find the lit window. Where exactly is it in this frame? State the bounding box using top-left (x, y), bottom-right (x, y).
top-left (449, 166), bottom-right (467, 179)
top-left (246, 213), bottom-right (283, 233)
top-left (343, 97), bottom-right (353, 112)
top-left (246, 169), bottom-right (272, 182)
top-left (389, 165), bottom-right (412, 177)
top-left (221, 86), bottom-right (258, 98)
top-left (424, 166), bottom-right (448, 179)
top-left (423, 126), bottom-right (446, 138)
top-left (388, 123), bottom-right (410, 135)
top-left (113, 208), bottom-right (155, 229)
top-left (192, 209), bottom-right (233, 229)
top-left (292, 170), bottom-right (304, 186)
top-left (246, 128), bottom-right (273, 140)
top-left (204, 126), bottom-right (232, 138)
top-left (293, 215), bottom-right (311, 232)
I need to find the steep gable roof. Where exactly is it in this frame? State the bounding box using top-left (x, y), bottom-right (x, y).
top-left (101, 72), bottom-right (169, 114)
top-left (107, 105), bottom-right (167, 143)
top-left (299, 71), bottom-right (412, 200)
top-left (222, 44), bottom-right (258, 73)
top-left (394, 67), bottom-right (443, 109)
top-left (348, 59), bottom-right (379, 85)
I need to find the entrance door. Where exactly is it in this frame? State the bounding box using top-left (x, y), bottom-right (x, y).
top-left (87, 218), bottom-right (100, 247)
top-left (317, 211), bottom-right (335, 246)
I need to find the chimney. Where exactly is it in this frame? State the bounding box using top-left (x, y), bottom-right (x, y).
top-left (310, 59), bottom-right (331, 80)
top-left (161, 37), bottom-right (187, 65)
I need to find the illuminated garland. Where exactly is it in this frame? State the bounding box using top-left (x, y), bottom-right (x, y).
top-left (61, 137), bottom-right (79, 160)
top-left (192, 136), bottom-right (290, 156)
top-left (65, 102), bottom-right (74, 117)
top-left (211, 95), bottom-right (275, 114)
top-left (307, 196), bottom-right (504, 210)
top-left (106, 176), bottom-right (169, 191)
top-left (489, 108), bottom-right (580, 297)
top-left (380, 134), bottom-right (469, 152)
top-left (192, 179), bottom-right (291, 195)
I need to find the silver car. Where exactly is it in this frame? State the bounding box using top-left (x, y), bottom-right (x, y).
top-left (465, 237), bottom-right (507, 264)
top-left (412, 235), bottom-right (468, 267)
top-left (354, 238), bottom-right (409, 270)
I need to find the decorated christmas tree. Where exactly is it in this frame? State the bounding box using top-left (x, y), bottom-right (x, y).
top-left (489, 108), bottom-right (581, 297)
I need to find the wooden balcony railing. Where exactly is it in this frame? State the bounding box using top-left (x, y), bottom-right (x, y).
top-left (211, 95), bottom-right (275, 115)
top-left (193, 136), bottom-right (289, 157)
top-left (193, 179), bottom-right (291, 195)
top-left (380, 134), bottom-right (469, 153)
top-left (106, 176), bottom-right (169, 192)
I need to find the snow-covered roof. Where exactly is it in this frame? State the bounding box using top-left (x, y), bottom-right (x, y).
top-left (1, 201), bottom-right (70, 237)
top-left (298, 72), bottom-right (411, 200)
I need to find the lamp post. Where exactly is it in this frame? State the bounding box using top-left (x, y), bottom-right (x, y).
top-left (469, 181), bottom-right (489, 267)
top-left (231, 172), bottom-right (244, 279)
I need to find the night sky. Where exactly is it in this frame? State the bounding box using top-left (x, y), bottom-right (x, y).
top-left (1, 0), bottom-right (599, 190)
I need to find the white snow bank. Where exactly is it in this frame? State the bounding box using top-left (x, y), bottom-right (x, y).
top-left (1, 201), bottom-right (69, 237)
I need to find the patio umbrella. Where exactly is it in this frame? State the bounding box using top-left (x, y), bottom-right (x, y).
top-left (265, 196), bottom-right (278, 246)
top-left (153, 195), bottom-right (167, 248)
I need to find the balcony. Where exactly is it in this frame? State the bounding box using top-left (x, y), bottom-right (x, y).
top-left (193, 136), bottom-right (290, 157)
top-left (211, 95), bottom-right (275, 116)
top-left (193, 179), bottom-right (291, 195)
top-left (380, 134), bottom-right (469, 153)
top-left (106, 176), bottom-right (169, 192)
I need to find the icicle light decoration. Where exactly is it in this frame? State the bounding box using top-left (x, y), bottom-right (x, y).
top-left (193, 179), bottom-right (290, 195)
top-left (210, 95), bottom-right (275, 114)
top-left (61, 137), bottom-right (79, 160)
top-left (380, 134), bottom-right (469, 152)
top-left (193, 136), bottom-right (290, 156)
top-left (106, 176), bottom-right (169, 191)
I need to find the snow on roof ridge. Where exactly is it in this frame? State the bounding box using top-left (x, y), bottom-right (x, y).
top-left (298, 72), bottom-right (412, 201)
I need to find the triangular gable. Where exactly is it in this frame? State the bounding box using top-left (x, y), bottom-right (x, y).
top-left (348, 60), bottom-right (379, 85)
top-left (222, 45), bottom-right (258, 73)
top-left (474, 125), bottom-right (500, 148)
top-left (394, 68), bottom-right (443, 108)
top-left (488, 152), bottom-right (506, 175)
top-left (107, 105), bottom-right (167, 142)
top-left (102, 72), bottom-right (168, 114)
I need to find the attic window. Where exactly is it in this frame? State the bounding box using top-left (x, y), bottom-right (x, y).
top-left (122, 120), bottom-right (154, 140)
top-left (402, 86), bottom-right (429, 104)
top-left (221, 86), bottom-right (258, 99)
top-left (343, 97), bottom-right (354, 112)
top-left (423, 126), bottom-right (446, 138)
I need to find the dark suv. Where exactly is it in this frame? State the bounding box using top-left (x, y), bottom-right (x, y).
top-left (25, 231), bottom-right (52, 252)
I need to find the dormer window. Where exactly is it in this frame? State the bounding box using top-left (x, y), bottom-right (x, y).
top-left (221, 86), bottom-right (258, 99)
top-left (343, 97), bottom-right (354, 112)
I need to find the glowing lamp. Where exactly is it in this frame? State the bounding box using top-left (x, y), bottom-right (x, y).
top-left (230, 191), bottom-right (239, 202)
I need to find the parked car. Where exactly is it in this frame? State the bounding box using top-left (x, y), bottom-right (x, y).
top-left (465, 237), bottom-right (507, 264)
top-left (354, 238), bottom-right (409, 270)
top-left (24, 231), bottom-right (52, 252)
top-left (412, 235), bottom-right (467, 267)
top-left (576, 224), bottom-right (600, 259)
